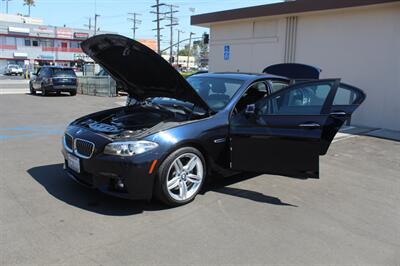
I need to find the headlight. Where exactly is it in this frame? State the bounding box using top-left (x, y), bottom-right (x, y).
top-left (103, 140), bottom-right (158, 156)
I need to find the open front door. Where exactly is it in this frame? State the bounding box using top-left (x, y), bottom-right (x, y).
top-left (229, 79), bottom-right (365, 178)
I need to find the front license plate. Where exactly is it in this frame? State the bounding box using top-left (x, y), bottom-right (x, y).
top-left (67, 153), bottom-right (80, 173)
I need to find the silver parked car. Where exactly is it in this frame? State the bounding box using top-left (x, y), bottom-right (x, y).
top-left (5, 64), bottom-right (23, 76)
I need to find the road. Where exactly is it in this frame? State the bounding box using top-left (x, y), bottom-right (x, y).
top-left (0, 75), bottom-right (30, 94)
top-left (0, 93), bottom-right (399, 265)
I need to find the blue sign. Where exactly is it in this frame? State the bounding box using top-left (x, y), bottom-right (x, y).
top-left (224, 45), bottom-right (230, 61)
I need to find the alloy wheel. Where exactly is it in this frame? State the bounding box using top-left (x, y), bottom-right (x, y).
top-left (166, 153), bottom-right (204, 201)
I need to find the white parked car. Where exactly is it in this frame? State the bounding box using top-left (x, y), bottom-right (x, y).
top-left (5, 64), bottom-right (23, 76)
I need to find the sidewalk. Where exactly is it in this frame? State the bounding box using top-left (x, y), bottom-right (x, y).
top-left (336, 126), bottom-right (400, 142)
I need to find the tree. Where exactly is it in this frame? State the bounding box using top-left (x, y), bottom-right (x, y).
top-left (23, 0), bottom-right (35, 17)
top-left (192, 32), bottom-right (209, 66)
top-left (178, 44), bottom-right (190, 56)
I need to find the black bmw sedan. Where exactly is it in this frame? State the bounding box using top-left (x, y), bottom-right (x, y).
top-left (62, 34), bottom-right (365, 206)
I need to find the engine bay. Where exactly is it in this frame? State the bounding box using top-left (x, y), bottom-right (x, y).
top-left (77, 103), bottom-right (202, 138)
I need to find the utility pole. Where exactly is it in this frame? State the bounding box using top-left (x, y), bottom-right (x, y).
top-left (151, 0), bottom-right (165, 54)
top-left (187, 32), bottom-right (195, 70)
top-left (176, 29), bottom-right (184, 66)
top-left (128, 13), bottom-right (141, 39)
top-left (94, 14), bottom-right (100, 35)
top-left (3, 0), bottom-right (12, 14)
top-left (164, 4), bottom-right (179, 64)
top-left (84, 17), bottom-right (92, 31)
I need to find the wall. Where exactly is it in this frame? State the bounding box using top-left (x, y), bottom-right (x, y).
top-left (208, 3), bottom-right (400, 130)
top-left (295, 5), bottom-right (400, 130)
top-left (209, 19), bottom-right (286, 72)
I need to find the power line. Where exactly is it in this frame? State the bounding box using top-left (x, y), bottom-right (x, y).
top-left (127, 12), bottom-right (141, 39)
top-left (164, 4), bottom-right (179, 63)
top-left (150, 0), bottom-right (165, 54)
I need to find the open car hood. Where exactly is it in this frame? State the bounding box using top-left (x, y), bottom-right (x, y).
top-left (81, 34), bottom-right (210, 111)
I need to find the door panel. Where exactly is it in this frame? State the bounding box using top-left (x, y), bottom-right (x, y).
top-left (33, 69), bottom-right (42, 89)
top-left (230, 80), bottom-right (365, 178)
top-left (230, 79), bottom-right (339, 178)
top-left (320, 83), bottom-right (366, 154)
top-left (231, 114), bottom-right (326, 178)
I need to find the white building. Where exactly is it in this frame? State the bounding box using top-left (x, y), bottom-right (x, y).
top-left (0, 13), bottom-right (112, 71)
top-left (192, 0), bottom-right (400, 131)
top-left (161, 54), bottom-right (196, 69)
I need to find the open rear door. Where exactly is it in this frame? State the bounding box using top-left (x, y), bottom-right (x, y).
top-left (263, 63), bottom-right (321, 80)
top-left (229, 79), bottom-right (365, 178)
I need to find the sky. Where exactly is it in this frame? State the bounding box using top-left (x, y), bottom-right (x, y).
top-left (1, 0), bottom-right (280, 49)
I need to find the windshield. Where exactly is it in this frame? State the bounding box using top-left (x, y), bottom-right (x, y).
top-left (8, 65), bottom-right (19, 68)
top-left (186, 76), bottom-right (244, 111)
top-left (51, 68), bottom-right (76, 77)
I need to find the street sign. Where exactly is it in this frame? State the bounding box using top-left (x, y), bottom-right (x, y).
top-left (224, 45), bottom-right (230, 61)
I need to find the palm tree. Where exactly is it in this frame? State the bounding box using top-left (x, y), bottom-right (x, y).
top-left (23, 0), bottom-right (35, 17)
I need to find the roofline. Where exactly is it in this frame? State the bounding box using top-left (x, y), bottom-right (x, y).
top-left (191, 0), bottom-right (400, 26)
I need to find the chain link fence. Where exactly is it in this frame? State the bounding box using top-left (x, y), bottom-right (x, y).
top-left (77, 76), bottom-right (117, 97)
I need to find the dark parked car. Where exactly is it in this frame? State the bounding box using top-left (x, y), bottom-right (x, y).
top-left (62, 34), bottom-right (366, 206)
top-left (30, 66), bottom-right (78, 96)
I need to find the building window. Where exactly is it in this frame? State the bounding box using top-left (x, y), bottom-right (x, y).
top-left (5, 36), bottom-right (16, 45)
top-left (32, 40), bottom-right (39, 47)
top-left (24, 39), bottom-right (31, 46)
top-left (70, 41), bottom-right (81, 49)
top-left (40, 39), bottom-right (54, 47)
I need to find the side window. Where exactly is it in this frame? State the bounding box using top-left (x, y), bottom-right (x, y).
top-left (38, 68), bottom-right (45, 77)
top-left (40, 68), bottom-right (48, 77)
top-left (270, 80), bottom-right (289, 93)
top-left (259, 82), bottom-right (333, 115)
top-left (235, 81), bottom-right (268, 113)
top-left (333, 85), bottom-right (359, 105)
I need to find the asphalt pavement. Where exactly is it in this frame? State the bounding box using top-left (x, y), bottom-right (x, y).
top-left (0, 93), bottom-right (399, 265)
top-left (0, 75), bottom-right (30, 94)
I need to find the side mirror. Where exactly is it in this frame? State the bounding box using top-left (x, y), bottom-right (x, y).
top-left (245, 104), bottom-right (256, 115)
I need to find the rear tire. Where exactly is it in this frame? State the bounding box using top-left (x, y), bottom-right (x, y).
top-left (154, 147), bottom-right (206, 206)
top-left (70, 91), bottom-right (77, 96)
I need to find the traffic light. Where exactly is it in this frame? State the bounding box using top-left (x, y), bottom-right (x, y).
top-left (203, 33), bottom-right (209, 45)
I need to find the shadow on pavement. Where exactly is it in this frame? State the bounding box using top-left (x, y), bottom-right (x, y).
top-left (202, 173), bottom-right (298, 207)
top-left (28, 164), bottom-right (297, 216)
top-left (27, 163), bottom-right (167, 216)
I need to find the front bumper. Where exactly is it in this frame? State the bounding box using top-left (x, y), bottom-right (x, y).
top-left (61, 128), bottom-right (160, 200)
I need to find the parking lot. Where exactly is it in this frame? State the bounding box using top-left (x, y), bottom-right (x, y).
top-left (0, 93), bottom-right (399, 265)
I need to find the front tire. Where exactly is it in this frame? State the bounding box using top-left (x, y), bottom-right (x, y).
top-left (29, 83), bottom-right (36, 95)
top-left (155, 147), bottom-right (206, 206)
top-left (41, 84), bottom-right (47, 96)
top-left (70, 91), bottom-right (77, 96)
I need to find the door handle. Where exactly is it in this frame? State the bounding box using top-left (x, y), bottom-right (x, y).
top-left (299, 123), bottom-right (320, 128)
top-left (330, 111), bottom-right (347, 116)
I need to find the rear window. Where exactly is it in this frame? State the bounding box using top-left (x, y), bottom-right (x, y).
top-left (50, 68), bottom-right (76, 77)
